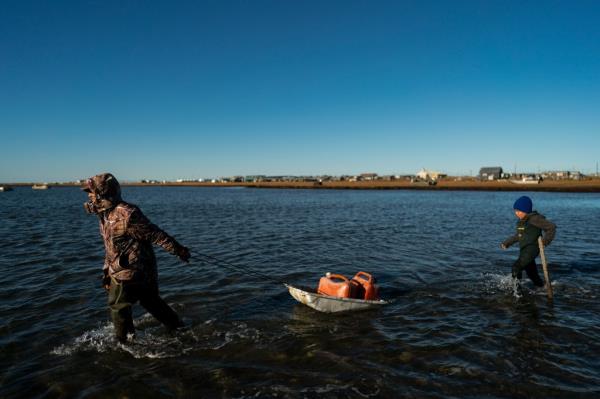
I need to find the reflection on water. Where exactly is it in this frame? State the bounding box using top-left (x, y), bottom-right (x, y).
top-left (1, 187), bottom-right (599, 398)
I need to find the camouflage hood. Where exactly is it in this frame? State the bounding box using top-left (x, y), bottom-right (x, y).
top-left (83, 173), bottom-right (123, 213)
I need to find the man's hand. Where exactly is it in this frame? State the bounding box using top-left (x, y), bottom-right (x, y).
top-left (102, 273), bottom-right (111, 290)
top-left (500, 243), bottom-right (507, 250)
top-left (176, 245), bottom-right (191, 263)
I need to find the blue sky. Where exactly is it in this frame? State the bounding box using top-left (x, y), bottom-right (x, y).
top-left (1, 0), bottom-right (599, 182)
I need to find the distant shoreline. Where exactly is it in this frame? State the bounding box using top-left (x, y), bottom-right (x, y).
top-left (4, 179), bottom-right (600, 193)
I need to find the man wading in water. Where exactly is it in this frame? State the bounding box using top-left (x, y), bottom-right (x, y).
top-left (83, 173), bottom-right (191, 343)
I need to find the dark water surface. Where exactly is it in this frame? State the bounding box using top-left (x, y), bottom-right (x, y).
top-left (1, 187), bottom-right (599, 398)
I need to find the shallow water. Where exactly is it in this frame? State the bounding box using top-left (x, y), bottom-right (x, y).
top-left (1, 187), bottom-right (599, 398)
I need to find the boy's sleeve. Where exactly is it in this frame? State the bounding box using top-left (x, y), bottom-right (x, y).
top-left (502, 234), bottom-right (519, 248)
top-left (529, 215), bottom-right (556, 246)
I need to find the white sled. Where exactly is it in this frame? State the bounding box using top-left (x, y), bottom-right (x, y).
top-left (285, 284), bottom-right (389, 313)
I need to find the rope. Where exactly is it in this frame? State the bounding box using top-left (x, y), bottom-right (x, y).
top-left (191, 251), bottom-right (287, 284)
top-left (186, 252), bottom-right (288, 318)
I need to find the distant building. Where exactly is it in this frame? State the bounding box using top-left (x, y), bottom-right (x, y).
top-left (360, 173), bottom-right (378, 181)
top-left (301, 176), bottom-right (319, 182)
top-left (416, 169), bottom-right (446, 180)
top-left (541, 171), bottom-right (584, 180)
top-left (396, 175), bottom-right (414, 180)
top-left (479, 167), bottom-right (503, 180)
top-left (570, 171), bottom-right (583, 180)
top-left (245, 175), bottom-right (267, 183)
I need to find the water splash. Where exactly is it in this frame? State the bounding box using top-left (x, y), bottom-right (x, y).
top-left (50, 318), bottom-right (264, 359)
top-left (50, 323), bottom-right (115, 356)
top-left (480, 272), bottom-right (523, 298)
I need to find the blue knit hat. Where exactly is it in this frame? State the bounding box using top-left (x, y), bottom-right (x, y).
top-left (513, 196), bottom-right (533, 213)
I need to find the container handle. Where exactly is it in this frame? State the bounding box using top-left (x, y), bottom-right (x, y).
top-left (326, 274), bottom-right (350, 283)
top-left (353, 271), bottom-right (373, 283)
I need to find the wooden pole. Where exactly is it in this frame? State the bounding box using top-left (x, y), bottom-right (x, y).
top-left (538, 237), bottom-right (554, 300)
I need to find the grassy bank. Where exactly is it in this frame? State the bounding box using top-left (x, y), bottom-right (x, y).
top-left (8, 179), bottom-right (600, 192)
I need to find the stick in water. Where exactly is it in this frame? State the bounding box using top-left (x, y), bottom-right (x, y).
top-left (537, 236), bottom-right (554, 300)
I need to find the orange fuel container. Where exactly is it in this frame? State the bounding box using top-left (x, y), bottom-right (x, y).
top-left (351, 271), bottom-right (380, 300)
top-left (317, 273), bottom-right (359, 298)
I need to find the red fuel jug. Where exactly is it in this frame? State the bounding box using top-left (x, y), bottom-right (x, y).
top-left (317, 273), bottom-right (359, 298)
top-left (351, 271), bottom-right (380, 300)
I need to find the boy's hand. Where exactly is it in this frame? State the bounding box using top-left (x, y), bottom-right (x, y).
top-left (500, 243), bottom-right (507, 250)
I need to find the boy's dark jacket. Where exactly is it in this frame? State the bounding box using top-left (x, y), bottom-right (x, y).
top-left (503, 211), bottom-right (556, 267)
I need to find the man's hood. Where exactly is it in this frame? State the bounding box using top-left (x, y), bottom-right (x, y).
top-left (83, 173), bottom-right (122, 212)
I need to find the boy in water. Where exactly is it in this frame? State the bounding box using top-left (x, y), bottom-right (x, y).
top-left (501, 196), bottom-right (556, 287)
